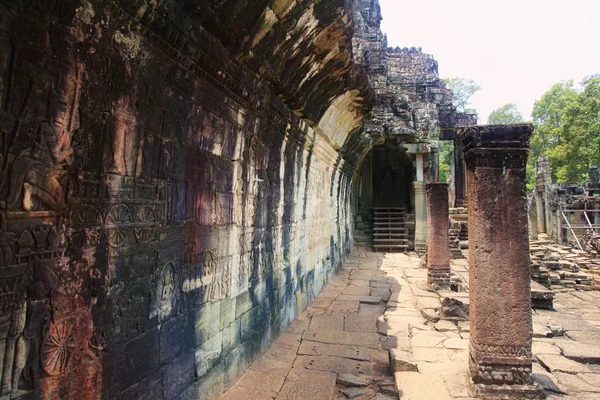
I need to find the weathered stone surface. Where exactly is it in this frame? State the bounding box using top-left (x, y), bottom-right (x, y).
top-left (552, 372), bottom-right (600, 394)
top-left (564, 330), bottom-right (600, 344)
top-left (298, 341), bottom-right (371, 361)
top-left (440, 297), bottom-right (469, 320)
top-left (463, 125), bottom-right (540, 392)
top-left (434, 320), bottom-right (458, 332)
top-left (337, 295), bottom-right (383, 304)
top-left (277, 369), bottom-right (337, 400)
top-left (556, 342), bottom-right (600, 364)
top-left (337, 374), bottom-right (372, 387)
top-left (327, 301), bottom-right (361, 314)
top-left (531, 363), bottom-right (567, 394)
top-left (310, 314), bottom-right (345, 331)
top-left (341, 386), bottom-right (372, 399)
top-left (426, 183), bottom-right (451, 287)
top-left (389, 349), bottom-right (418, 373)
top-left (532, 341), bottom-right (562, 355)
top-left (293, 355), bottom-right (372, 375)
top-left (345, 315), bottom-right (378, 332)
top-left (220, 369), bottom-right (285, 400)
top-left (303, 329), bottom-right (381, 349)
top-left (0, 0), bottom-right (382, 397)
top-left (395, 372), bottom-right (452, 400)
top-left (536, 354), bottom-right (592, 374)
top-left (369, 395), bottom-right (395, 400)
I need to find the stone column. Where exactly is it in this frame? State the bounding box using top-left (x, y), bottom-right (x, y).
top-left (528, 195), bottom-right (538, 240)
top-left (535, 191), bottom-right (545, 233)
top-left (426, 183), bottom-right (450, 286)
top-left (557, 210), bottom-right (563, 244)
top-left (416, 153), bottom-right (424, 181)
top-left (462, 125), bottom-right (544, 399)
top-left (413, 181), bottom-right (427, 252)
top-left (360, 153), bottom-right (373, 219)
top-left (453, 137), bottom-right (466, 208)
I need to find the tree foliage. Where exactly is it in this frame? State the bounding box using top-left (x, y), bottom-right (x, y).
top-left (438, 141), bottom-right (452, 183)
top-left (442, 77), bottom-right (482, 112)
top-left (487, 103), bottom-right (525, 125)
top-left (530, 77), bottom-right (600, 186)
top-left (438, 77), bottom-right (481, 184)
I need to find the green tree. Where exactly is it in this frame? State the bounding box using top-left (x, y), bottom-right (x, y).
top-left (442, 77), bottom-right (482, 112)
top-left (438, 141), bottom-right (452, 183)
top-left (529, 78), bottom-right (600, 186)
top-left (439, 77), bottom-right (481, 183)
top-left (487, 103), bottom-right (525, 125)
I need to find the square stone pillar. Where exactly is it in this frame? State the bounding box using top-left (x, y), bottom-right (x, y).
top-left (462, 125), bottom-right (545, 399)
top-left (528, 194), bottom-right (538, 240)
top-left (412, 181), bottom-right (427, 252)
top-left (454, 137), bottom-right (466, 208)
top-left (534, 191), bottom-right (545, 233)
top-left (426, 183), bottom-right (450, 286)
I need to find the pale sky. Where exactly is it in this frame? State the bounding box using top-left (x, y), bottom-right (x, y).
top-left (379, 0), bottom-right (600, 123)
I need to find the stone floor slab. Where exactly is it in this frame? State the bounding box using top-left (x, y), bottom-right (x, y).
top-left (557, 342), bottom-right (600, 364)
top-left (293, 354), bottom-right (373, 375)
top-left (553, 372), bottom-right (600, 394)
top-left (532, 341), bottom-right (562, 355)
top-left (297, 340), bottom-right (371, 361)
top-left (277, 369), bottom-right (337, 400)
top-left (537, 354), bottom-right (592, 374)
top-left (395, 371), bottom-right (452, 400)
top-left (337, 294), bottom-right (383, 304)
top-left (345, 314), bottom-right (378, 332)
top-left (303, 328), bottom-right (381, 349)
top-left (309, 314), bottom-right (345, 331)
top-left (343, 285), bottom-right (372, 296)
top-left (327, 300), bottom-right (360, 314)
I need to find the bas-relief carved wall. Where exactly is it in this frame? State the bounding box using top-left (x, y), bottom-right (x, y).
top-left (0, 0), bottom-right (362, 398)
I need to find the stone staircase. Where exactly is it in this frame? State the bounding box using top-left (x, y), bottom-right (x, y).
top-left (372, 206), bottom-right (409, 252)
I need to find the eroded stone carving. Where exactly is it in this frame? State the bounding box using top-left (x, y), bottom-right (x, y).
top-left (6, 99), bottom-right (74, 212)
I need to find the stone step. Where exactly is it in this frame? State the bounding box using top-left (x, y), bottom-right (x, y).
top-left (373, 244), bottom-right (409, 249)
top-left (374, 238), bottom-right (409, 243)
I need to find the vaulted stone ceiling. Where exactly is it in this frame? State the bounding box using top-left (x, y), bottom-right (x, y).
top-left (0, 1), bottom-right (462, 399)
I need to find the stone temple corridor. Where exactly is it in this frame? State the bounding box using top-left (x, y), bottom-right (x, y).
top-left (0, 0), bottom-right (598, 400)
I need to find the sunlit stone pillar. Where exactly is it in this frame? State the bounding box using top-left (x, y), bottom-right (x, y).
top-left (528, 195), bottom-right (538, 240)
top-left (426, 183), bottom-right (450, 286)
top-left (463, 124), bottom-right (545, 399)
top-left (413, 181), bottom-right (427, 252)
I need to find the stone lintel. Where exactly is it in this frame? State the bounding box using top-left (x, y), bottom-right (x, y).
top-left (439, 128), bottom-right (458, 141)
top-left (402, 143), bottom-right (431, 154)
top-left (461, 124), bottom-right (533, 152)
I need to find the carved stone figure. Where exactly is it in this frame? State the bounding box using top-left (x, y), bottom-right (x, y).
top-left (150, 262), bottom-right (177, 321)
top-left (6, 99), bottom-right (73, 212)
top-left (14, 281), bottom-right (52, 388)
top-left (0, 260), bottom-right (54, 395)
top-left (0, 297), bottom-right (27, 395)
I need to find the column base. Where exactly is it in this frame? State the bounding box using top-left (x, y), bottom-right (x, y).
top-left (470, 381), bottom-right (546, 400)
top-left (450, 248), bottom-right (464, 259)
top-left (427, 268), bottom-right (451, 287)
top-left (415, 241), bottom-right (426, 252)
